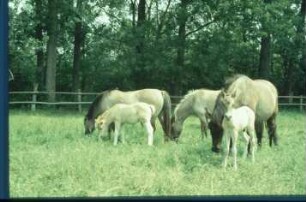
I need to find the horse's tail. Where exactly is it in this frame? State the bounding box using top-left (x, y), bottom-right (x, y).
top-left (161, 90), bottom-right (172, 141)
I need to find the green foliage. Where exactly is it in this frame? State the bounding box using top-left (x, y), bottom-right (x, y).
top-left (8, 0), bottom-right (306, 95)
top-left (9, 110), bottom-right (306, 196)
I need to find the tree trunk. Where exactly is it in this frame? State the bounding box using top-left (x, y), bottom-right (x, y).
top-left (134, 0), bottom-right (146, 87)
top-left (258, 0), bottom-right (272, 80)
top-left (173, 0), bottom-right (188, 95)
top-left (34, 0), bottom-right (44, 90)
top-left (258, 34), bottom-right (271, 79)
top-left (46, 0), bottom-right (57, 102)
top-left (72, 0), bottom-right (83, 93)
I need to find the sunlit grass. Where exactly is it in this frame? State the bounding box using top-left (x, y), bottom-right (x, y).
top-left (9, 109), bottom-right (306, 197)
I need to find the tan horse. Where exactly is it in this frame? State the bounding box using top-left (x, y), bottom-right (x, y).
top-left (210, 74), bottom-right (279, 153)
top-left (95, 102), bottom-right (156, 146)
top-left (170, 89), bottom-right (221, 141)
top-left (84, 88), bottom-right (171, 141)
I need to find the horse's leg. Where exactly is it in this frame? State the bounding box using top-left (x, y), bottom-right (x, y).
top-left (231, 131), bottom-right (238, 170)
top-left (223, 131), bottom-right (230, 169)
top-left (242, 131), bottom-right (250, 160)
top-left (267, 113), bottom-right (278, 146)
top-left (113, 122), bottom-right (121, 146)
top-left (108, 122), bottom-right (115, 140)
top-left (145, 121), bottom-right (154, 146)
top-left (158, 114), bottom-right (169, 141)
top-left (200, 118), bottom-right (208, 140)
top-left (151, 117), bottom-right (157, 132)
top-left (120, 127), bottom-right (126, 144)
top-left (250, 129), bottom-right (257, 163)
top-left (255, 120), bottom-right (264, 149)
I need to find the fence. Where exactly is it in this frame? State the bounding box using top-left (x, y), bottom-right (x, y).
top-left (9, 90), bottom-right (306, 112)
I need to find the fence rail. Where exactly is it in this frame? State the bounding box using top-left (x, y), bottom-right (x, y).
top-left (9, 91), bottom-right (306, 112)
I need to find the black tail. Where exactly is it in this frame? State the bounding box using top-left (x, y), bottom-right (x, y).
top-left (161, 91), bottom-right (172, 141)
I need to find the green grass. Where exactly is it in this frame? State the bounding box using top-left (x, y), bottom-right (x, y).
top-left (9, 109), bottom-right (306, 197)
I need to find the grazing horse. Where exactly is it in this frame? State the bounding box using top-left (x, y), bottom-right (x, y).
top-left (221, 91), bottom-right (257, 170)
top-left (95, 103), bottom-right (156, 146)
top-left (210, 74), bottom-right (279, 153)
top-left (170, 89), bottom-right (221, 141)
top-left (84, 89), bottom-right (172, 141)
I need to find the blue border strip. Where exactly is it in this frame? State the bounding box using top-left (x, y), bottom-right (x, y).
top-left (0, 0), bottom-right (9, 199)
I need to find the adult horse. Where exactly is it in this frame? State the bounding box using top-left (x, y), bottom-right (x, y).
top-left (170, 89), bottom-right (221, 141)
top-left (84, 88), bottom-right (172, 141)
top-left (210, 74), bottom-right (279, 153)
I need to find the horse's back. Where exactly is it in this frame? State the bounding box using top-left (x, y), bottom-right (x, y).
top-left (196, 89), bottom-right (221, 111)
top-left (106, 89), bottom-right (163, 116)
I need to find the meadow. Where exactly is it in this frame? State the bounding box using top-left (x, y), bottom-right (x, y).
top-left (9, 109), bottom-right (306, 197)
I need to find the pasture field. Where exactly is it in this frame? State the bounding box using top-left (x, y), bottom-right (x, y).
top-left (9, 109), bottom-right (306, 197)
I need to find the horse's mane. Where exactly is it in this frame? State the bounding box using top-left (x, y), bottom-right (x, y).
top-left (211, 92), bottom-right (225, 126)
top-left (85, 90), bottom-right (110, 120)
top-left (224, 74), bottom-right (248, 91)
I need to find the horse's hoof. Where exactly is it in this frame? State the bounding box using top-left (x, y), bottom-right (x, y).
top-left (212, 147), bottom-right (221, 153)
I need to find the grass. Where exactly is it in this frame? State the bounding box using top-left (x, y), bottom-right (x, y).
top-left (9, 109), bottom-right (306, 197)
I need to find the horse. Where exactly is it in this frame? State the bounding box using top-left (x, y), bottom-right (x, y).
top-left (95, 102), bottom-right (156, 146)
top-left (210, 74), bottom-right (279, 153)
top-left (170, 89), bottom-right (221, 141)
top-left (84, 88), bottom-right (172, 141)
top-left (221, 91), bottom-right (257, 170)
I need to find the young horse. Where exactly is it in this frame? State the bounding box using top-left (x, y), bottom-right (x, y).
top-left (95, 102), bottom-right (156, 146)
top-left (210, 74), bottom-right (279, 153)
top-left (84, 89), bottom-right (171, 141)
top-left (171, 89), bottom-right (221, 141)
top-left (221, 91), bottom-right (257, 170)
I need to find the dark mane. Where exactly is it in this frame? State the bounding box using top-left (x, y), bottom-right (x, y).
top-left (224, 74), bottom-right (247, 91)
top-left (85, 90), bottom-right (110, 120)
top-left (211, 92), bottom-right (226, 126)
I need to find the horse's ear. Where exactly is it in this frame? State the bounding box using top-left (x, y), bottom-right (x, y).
top-left (220, 89), bottom-right (226, 97)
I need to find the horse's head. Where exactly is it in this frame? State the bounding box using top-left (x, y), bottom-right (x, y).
top-left (95, 116), bottom-right (105, 130)
top-left (220, 89), bottom-right (236, 110)
top-left (84, 117), bottom-right (95, 135)
top-left (170, 116), bottom-right (182, 142)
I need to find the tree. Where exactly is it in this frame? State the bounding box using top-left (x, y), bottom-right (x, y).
top-left (258, 0), bottom-right (272, 80)
top-left (173, 0), bottom-right (189, 95)
top-left (34, 0), bottom-right (44, 91)
top-left (72, 0), bottom-right (85, 93)
top-left (46, 0), bottom-right (57, 102)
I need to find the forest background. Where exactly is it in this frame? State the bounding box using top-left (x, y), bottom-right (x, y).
top-left (8, 0), bottom-right (306, 101)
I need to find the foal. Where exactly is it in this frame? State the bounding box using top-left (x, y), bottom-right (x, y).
top-left (95, 102), bottom-right (155, 146)
top-left (221, 91), bottom-right (257, 170)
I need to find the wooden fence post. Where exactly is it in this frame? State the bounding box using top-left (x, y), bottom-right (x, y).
top-left (289, 92), bottom-right (293, 105)
top-left (300, 95), bottom-right (303, 112)
top-left (31, 84), bottom-right (38, 111)
top-left (78, 89), bottom-right (82, 112)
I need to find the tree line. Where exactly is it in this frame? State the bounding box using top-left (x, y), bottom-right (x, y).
top-left (9, 0), bottom-right (306, 102)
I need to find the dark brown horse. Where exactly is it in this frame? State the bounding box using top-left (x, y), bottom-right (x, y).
top-left (84, 88), bottom-right (172, 141)
top-left (210, 74), bottom-right (279, 153)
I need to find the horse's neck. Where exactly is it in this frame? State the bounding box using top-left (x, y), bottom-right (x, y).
top-left (175, 98), bottom-right (194, 123)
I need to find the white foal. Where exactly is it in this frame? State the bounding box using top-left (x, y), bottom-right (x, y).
top-left (221, 91), bottom-right (257, 170)
top-left (95, 102), bottom-right (155, 146)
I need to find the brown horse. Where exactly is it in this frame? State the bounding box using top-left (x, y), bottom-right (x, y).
top-left (84, 88), bottom-right (172, 141)
top-left (210, 74), bottom-right (279, 153)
